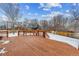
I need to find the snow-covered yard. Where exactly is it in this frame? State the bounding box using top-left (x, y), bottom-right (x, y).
top-left (47, 33), bottom-right (79, 49)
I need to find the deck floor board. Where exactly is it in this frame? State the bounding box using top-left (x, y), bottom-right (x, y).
top-left (0, 36), bottom-right (79, 56)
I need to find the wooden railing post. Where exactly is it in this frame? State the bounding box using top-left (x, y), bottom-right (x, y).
top-left (23, 31), bottom-right (24, 36)
top-left (7, 30), bottom-right (8, 37)
top-left (18, 30), bottom-right (19, 36)
top-left (43, 32), bottom-right (45, 38)
top-left (36, 30), bottom-right (39, 36)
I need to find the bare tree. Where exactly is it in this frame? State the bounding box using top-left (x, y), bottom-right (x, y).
top-left (0, 3), bottom-right (20, 29)
top-left (24, 19), bottom-right (39, 30)
top-left (22, 18), bottom-right (28, 28)
top-left (39, 20), bottom-right (49, 30)
top-left (31, 19), bottom-right (39, 30)
top-left (70, 4), bottom-right (79, 32)
top-left (52, 14), bottom-right (64, 31)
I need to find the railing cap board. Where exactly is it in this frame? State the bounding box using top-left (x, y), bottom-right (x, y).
top-left (0, 29), bottom-right (52, 32)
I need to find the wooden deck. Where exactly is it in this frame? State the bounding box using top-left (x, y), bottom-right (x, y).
top-left (0, 36), bottom-right (79, 56)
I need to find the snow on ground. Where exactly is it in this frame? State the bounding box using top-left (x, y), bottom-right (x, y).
top-left (47, 33), bottom-right (79, 49)
top-left (0, 32), bottom-right (18, 37)
top-left (0, 32), bottom-right (34, 37)
top-left (8, 32), bottom-right (18, 37)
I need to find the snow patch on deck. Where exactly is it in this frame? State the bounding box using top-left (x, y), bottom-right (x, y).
top-left (0, 48), bottom-right (8, 54)
top-left (47, 33), bottom-right (79, 49)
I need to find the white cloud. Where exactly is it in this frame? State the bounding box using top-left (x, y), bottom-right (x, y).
top-left (39, 3), bottom-right (62, 11)
top-left (48, 3), bottom-right (62, 8)
top-left (1, 15), bottom-right (8, 21)
top-left (28, 13), bottom-right (38, 16)
top-left (51, 11), bottom-right (63, 17)
top-left (25, 5), bottom-right (29, 10)
top-left (41, 11), bottom-right (63, 19)
top-left (41, 14), bottom-right (51, 20)
top-left (34, 13), bottom-right (38, 16)
top-left (28, 13), bottom-right (32, 15)
top-left (43, 8), bottom-right (51, 11)
top-left (39, 3), bottom-right (62, 8)
top-left (41, 14), bottom-right (47, 17)
top-left (66, 10), bottom-right (70, 12)
top-left (26, 13), bottom-right (39, 19)
top-left (64, 13), bottom-right (72, 17)
top-left (39, 3), bottom-right (44, 8)
top-left (27, 12), bottom-right (64, 20)
top-left (38, 11), bottom-right (64, 20)
top-left (41, 11), bottom-right (74, 20)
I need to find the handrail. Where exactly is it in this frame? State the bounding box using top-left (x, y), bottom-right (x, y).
top-left (0, 29), bottom-right (74, 38)
top-left (0, 29), bottom-right (51, 38)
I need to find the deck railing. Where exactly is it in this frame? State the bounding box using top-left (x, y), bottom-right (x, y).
top-left (54, 31), bottom-right (74, 37)
top-left (0, 29), bottom-right (51, 38)
top-left (0, 29), bottom-right (75, 38)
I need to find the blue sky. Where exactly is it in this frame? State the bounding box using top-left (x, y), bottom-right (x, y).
top-left (18, 3), bottom-right (79, 20)
top-left (0, 3), bottom-right (79, 21)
